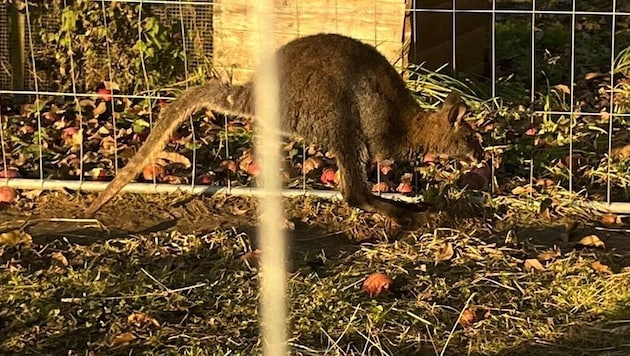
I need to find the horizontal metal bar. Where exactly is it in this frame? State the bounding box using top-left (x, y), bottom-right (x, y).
top-left (88, 1), bottom-right (630, 17)
top-left (0, 90), bottom-right (176, 101)
top-left (534, 111), bottom-right (630, 117)
top-left (407, 8), bottom-right (630, 17)
top-left (0, 178), bottom-right (423, 203)
top-left (3, 177), bottom-right (629, 214)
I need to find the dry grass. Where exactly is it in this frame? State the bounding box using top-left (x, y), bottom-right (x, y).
top-left (1, 190), bottom-right (630, 356)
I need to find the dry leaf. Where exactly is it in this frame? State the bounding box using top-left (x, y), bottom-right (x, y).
top-left (231, 206), bottom-right (249, 216)
top-left (241, 249), bottom-right (262, 268)
top-left (591, 261), bottom-right (612, 274)
top-left (537, 249), bottom-right (560, 262)
top-left (0, 230), bottom-right (32, 246)
top-left (238, 150), bottom-right (255, 172)
top-left (110, 332), bottom-right (136, 346)
top-left (320, 167), bottom-right (337, 185)
top-left (301, 157), bottom-right (324, 174)
top-left (511, 185), bottom-right (535, 195)
top-left (576, 235), bottom-right (605, 249)
top-left (51, 252), bottom-right (69, 267)
top-left (93, 101), bottom-right (107, 117)
top-left (371, 181), bottom-right (391, 193)
top-left (535, 178), bottom-right (555, 187)
top-left (585, 72), bottom-right (606, 80)
top-left (600, 213), bottom-right (622, 226)
top-left (362, 272), bottom-right (393, 297)
top-left (435, 242), bottom-right (454, 263)
top-left (459, 308), bottom-right (477, 327)
top-left (611, 144), bottom-right (630, 159)
top-left (157, 151), bottom-right (191, 168)
top-left (396, 182), bottom-right (413, 193)
top-left (379, 160), bottom-right (394, 175)
top-left (142, 164), bottom-right (166, 181)
top-left (553, 84), bottom-right (571, 94)
top-left (127, 312), bottom-right (160, 329)
top-left (524, 258), bottom-right (545, 272)
top-left (219, 160), bottom-right (237, 173)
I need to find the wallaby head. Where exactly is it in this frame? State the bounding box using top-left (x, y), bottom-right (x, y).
top-left (410, 92), bottom-right (484, 163)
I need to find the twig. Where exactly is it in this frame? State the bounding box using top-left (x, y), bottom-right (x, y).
top-left (140, 267), bottom-right (171, 292)
top-left (18, 217), bottom-right (110, 235)
top-left (440, 292), bottom-right (477, 356)
top-left (60, 282), bottom-right (206, 303)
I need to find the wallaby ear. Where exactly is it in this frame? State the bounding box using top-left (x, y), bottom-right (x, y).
top-left (443, 91), bottom-right (462, 108)
top-left (448, 104), bottom-right (467, 127)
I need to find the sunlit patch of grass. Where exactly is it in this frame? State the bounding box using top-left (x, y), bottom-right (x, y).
top-left (2, 192), bottom-right (630, 355)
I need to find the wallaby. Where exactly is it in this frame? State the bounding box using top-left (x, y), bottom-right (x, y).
top-left (84, 33), bottom-right (484, 226)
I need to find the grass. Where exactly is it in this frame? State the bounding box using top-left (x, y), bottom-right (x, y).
top-left (3, 2), bottom-right (630, 354)
top-left (1, 191), bottom-right (630, 355)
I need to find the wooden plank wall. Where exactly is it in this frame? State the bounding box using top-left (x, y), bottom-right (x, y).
top-left (410, 0), bottom-right (491, 77)
top-left (212, 0), bottom-right (407, 84)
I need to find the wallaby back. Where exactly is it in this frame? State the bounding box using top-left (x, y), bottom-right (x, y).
top-left (84, 33), bottom-right (484, 226)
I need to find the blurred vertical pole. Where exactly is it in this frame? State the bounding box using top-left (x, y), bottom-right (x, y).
top-left (253, 1), bottom-right (288, 356)
top-left (9, 1), bottom-right (25, 93)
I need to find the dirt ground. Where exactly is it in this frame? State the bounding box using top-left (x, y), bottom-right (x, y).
top-left (3, 190), bottom-right (630, 254)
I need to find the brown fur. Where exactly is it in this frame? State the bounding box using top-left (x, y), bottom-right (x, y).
top-left (84, 33), bottom-right (484, 225)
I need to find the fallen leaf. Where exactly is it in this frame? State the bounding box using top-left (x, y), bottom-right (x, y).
top-left (576, 235), bottom-right (605, 249)
top-left (511, 185), bottom-right (535, 195)
top-left (396, 182), bottom-right (413, 194)
top-left (110, 332), bottom-right (136, 346)
top-left (93, 101), bottom-right (107, 117)
top-left (435, 242), bottom-right (454, 263)
top-left (142, 164), bottom-right (166, 181)
top-left (459, 308), bottom-right (477, 327)
top-left (537, 249), bottom-right (560, 262)
top-left (524, 258), bottom-right (545, 272)
top-left (127, 312), bottom-right (160, 329)
top-left (0, 186), bottom-right (17, 203)
top-left (591, 261), bottom-right (613, 274)
top-left (362, 272), bottom-right (393, 297)
top-left (585, 72), bottom-right (606, 80)
top-left (231, 206), bottom-right (249, 216)
top-left (51, 252), bottom-right (69, 267)
top-left (238, 150), bottom-right (255, 172)
top-left (535, 178), bottom-right (555, 187)
top-left (600, 213), bottom-right (622, 226)
top-left (379, 160), bottom-right (394, 176)
top-left (423, 153), bottom-right (436, 163)
top-left (611, 144), bottom-right (630, 159)
top-left (524, 128), bottom-right (537, 136)
top-left (320, 167), bottom-right (337, 185)
top-left (219, 160), bottom-right (237, 174)
top-left (161, 175), bottom-right (183, 184)
top-left (371, 181), bottom-right (390, 193)
top-left (0, 230), bottom-right (32, 246)
top-left (157, 151), bottom-right (191, 168)
top-left (22, 189), bottom-right (44, 200)
top-left (553, 84), bottom-right (571, 94)
top-left (301, 157), bottom-right (324, 174)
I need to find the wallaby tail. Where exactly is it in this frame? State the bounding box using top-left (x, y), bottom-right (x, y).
top-left (84, 78), bottom-right (254, 217)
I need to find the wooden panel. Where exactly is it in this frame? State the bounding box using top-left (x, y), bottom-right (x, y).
top-left (410, 0), bottom-right (491, 75)
top-left (213, 0), bottom-right (407, 83)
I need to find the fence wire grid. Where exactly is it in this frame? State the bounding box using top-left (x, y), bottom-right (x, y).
top-left (0, 0), bottom-right (629, 210)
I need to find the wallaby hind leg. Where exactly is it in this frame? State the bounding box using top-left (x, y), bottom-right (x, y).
top-left (335, 151), bottom-right (426, 228)
top-left (334, 152), bottom-right (376, 214)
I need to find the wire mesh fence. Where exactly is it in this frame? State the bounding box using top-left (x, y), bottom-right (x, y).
top-left (0, 0), bottom-right (629, 210)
